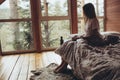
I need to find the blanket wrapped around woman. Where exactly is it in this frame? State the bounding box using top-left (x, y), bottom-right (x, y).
top-left (55, 32), bottom-right (120, 80)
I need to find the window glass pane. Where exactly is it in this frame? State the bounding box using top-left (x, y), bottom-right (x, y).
top-left (41, 20), bottom-right (70, 48)
top-left (41, 0), bottom-right (68, 16)
top-left (77, 0), bottom-right (84, 17)
top-left (84, 0), bottom-right (96, 5)
top-left (98, 18), bottom-right (104, 32)
top-left (78, 19), bottom-right (85, 34)
top-left (0, 21), bottom-right (34, 52)
top-left (98, 0), bottom-right (104, 16)
top-left (0, 0), bottom-right (31, 19)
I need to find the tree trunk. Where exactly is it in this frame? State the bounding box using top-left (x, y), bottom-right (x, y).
top-left (44, 0), bottom-right (50, 47)
top-left (9, 0), bottom-right (20, 50)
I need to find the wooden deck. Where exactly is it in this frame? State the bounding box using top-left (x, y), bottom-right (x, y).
top-left (0, 52), bottom-right (61, 80)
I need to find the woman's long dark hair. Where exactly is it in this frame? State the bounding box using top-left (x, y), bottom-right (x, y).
top-left (83, 3), bottom-right (96, 19)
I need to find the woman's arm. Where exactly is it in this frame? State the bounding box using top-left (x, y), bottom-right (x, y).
top-left (72, 34), bottom-right (85, 41)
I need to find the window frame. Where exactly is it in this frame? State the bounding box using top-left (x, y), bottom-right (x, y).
top-left (0, 0), bottom-right (36, 55)
top-left (38, 0), bottom-right (77, 51)
top-left (0, 0), bottom-right (105, 55)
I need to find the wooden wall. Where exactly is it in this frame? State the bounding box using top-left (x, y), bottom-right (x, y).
top-left (105, 0), bottom-right (120, 32)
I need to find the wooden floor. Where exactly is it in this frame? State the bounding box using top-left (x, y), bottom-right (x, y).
top-left (0, 52), bottom-right (62, 80)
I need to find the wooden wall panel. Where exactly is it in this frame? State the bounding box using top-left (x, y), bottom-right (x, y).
top-left (105, 0), bottom-right (120, 32)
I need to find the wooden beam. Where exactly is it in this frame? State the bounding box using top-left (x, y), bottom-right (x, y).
top-left (70, 0), bottom-right (78, 34)
top-left (31, 0), bottom-right (42, 52)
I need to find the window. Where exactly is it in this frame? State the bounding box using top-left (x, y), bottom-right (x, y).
top-left (77, 0), bottom-right (104, 34)
top-left (0, 0), bottom-right (34, 54)
top-left (0, 0), bottom-right (105, 54)
top-left (39, 0), bottom-right (71, 49)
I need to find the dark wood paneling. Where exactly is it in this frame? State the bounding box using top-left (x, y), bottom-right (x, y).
top-left (105, 0), bottom-right (120, 32)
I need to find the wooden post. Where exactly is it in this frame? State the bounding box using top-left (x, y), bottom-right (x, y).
top-left (31, 0), bottom-right (41, 52)
top-left (70, 0), bottom-right (78, 34)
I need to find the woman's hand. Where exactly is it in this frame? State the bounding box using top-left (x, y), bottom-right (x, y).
top-left (72, 35), bottom-right (81, 41)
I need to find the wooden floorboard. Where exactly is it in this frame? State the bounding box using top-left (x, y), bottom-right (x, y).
top-left (0, 55), bottom-right (19, 80)
top-left (35, 53), bottom-right (43, 69)
top-left (9, 55), bottom-right (24, 80)
top-left (27, 54), bottom-right (36, 80)
top-left (17, 54), bottom-right (30, 80)
top-left (0, 52), bottom-right (61, 80)
top-left (3, 55), bottom-right (19, 80)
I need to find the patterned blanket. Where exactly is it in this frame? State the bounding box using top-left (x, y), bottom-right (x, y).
top-left (55, 32), bottom-right (120, 80)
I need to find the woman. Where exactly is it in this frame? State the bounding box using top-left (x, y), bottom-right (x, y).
top-left (54, 3), bottom-right (105, 79)
top-left (72, 3), bottom-right (105, 46)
